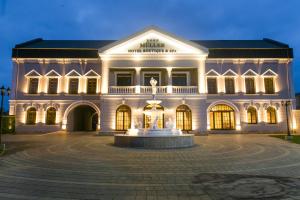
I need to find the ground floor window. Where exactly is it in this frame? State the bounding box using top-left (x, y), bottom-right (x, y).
top-left (26, 107), bottom-right (37, 125)
top-left (210, 104), bottom-right (235, 130)
top-left (266, 107), bottom-right (277, 124)
top-left (46, 107), bottom-right (56, 125)
top-left (176, 105), bottom-right (192, 131)
top-left (247, 107), bottom-right (257, 124)
top-left (116, 105), bottom-right (131, 130)
top-left (144, 104), bottom-right (164, 128)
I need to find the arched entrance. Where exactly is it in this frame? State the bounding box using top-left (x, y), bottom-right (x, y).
top-left (67, 105), bottom-right (98, 131)
top-left (62, 101), bottom-right (100, 132)
top-left (209, 104), bottom-right (235, 130)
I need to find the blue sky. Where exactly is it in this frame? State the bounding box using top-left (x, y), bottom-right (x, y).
top-left (0, 0), bottom-right (299, 109)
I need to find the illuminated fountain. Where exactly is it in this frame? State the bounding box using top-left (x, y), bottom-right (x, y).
top-left (114, 78), bottom-right (194, 149)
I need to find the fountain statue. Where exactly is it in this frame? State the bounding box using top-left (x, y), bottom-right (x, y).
top-left (114, 77), bottom-right (194, 148)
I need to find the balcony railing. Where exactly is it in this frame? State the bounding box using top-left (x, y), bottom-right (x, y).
top-left (172, 86), bottom-right (198, 94)
top-left (109, 86), bottom-right (135, 94)
top-left (109, 86), bottom-right (198, 94)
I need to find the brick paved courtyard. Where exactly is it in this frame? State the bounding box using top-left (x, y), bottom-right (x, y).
top-left (1, 133), bottom-right (300, 199)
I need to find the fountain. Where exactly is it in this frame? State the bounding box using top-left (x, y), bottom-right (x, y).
top-left (114, 77), bottom-right (194, 149)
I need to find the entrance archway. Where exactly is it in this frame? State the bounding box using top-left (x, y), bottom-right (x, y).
top-left (62, 101), bottom-right (100, 132)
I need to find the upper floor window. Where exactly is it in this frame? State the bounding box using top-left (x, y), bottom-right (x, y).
top-left (225, 77), bottom-right (235, 94)
top-left (172, 73), bottom-right (188, 86)
top-left (48, 78), bottom-right (58, 94)
top-left (28, 78), bottom-right (39, 94)
top-left (245, 77), bottom-right (255, 94)
top-left (116, 74), bottom-right (132, 86)
top-left (207, 78), bottom-right (218, 94)
top-left (87, 78), bottom-right (97, 94)
top-left (144, 73), bottom-right (160, 86)
top-left (69, 78), bottom-right (79, 94)
top-left (264, 77), bottom-right (275, 94)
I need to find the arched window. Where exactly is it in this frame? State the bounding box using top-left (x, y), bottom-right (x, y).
top-left (247, 107), bottom-right (257, 124)
top-left (26, 107), bottom-right (37, 125)
top-left (210, 104), bottom-right (235, 130)
top-left (46, 107), bottom-right (56, 125)
top-left (266, 107), bottom-right (277, 124)
top-left (116, 105), bottom-right (131, 131)
top-left (144, 104), bottom-right (164, 128)
top-left (176, 105), bottom-right (192, 131)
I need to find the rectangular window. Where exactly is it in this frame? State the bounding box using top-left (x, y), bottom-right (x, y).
top-left (207, 78), bottom-right (217, 94)
top-left (172, 73), bottom-right (187, 86)
top-left (144, 73), bottom-right (160, 86)
top-left (245, 77), bottom-right (255, 94)
top-left (116, 74), bottom-right (132, 86)
top-left (87, 78), bottom-right (97, 94)
top-left (28, 78), bottom-right (39, 94)
top-left (264, 77), bottom-right (275, 94)
top-left (48, 78), bottom-right (58, 94)
top-left (68, 78), bottom-right (79, 94)
top-left (225, 78), bottom-right (235, 94)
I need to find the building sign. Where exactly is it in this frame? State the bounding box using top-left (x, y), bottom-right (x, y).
top-left (128, 39), bottom-right (176, 53)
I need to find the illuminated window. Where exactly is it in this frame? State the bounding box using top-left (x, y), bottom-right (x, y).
top-left (144, 104), bottom-right (164, 128)
top-left (46, 107), bottom-right (56, 125)
top-left (48, 78), bottom-right (58, 94)
top-left (245, 78), bottom-right (255, 94)
top-left (172, 73), bottom-right (187, 86)
top-left (68, 78), bottom-right (79, 94)
top-left (210, 104), bottom-right (235, 130)
top-left (247, 107), bottom-right (257, 124)
top-left (26, 107), bottom-right (37, 125)
top-left (87, 78), bottom-right (97, 94)
top-left (28, 78), bottom-right (39, 94)
top-left (144, 73), bottom-right (160, 86)
top-left (207, 78), bottom-right (218, 94)
top-left (264, 77), bottom-right (275, 94)
top-left (266, 107), bottom-right (277, 124)
top-left (225, 78), bottom-right (235, 94)
top-left (117, 74), bottom-right (132, 86)
top-left (116, 105), bottom-right (131, 131)
top-left (176, 105), bottom-right (192, 131)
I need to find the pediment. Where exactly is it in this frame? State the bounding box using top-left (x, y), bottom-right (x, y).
top-left (66, 70), bottom-right (81, 77)
top-left (99, 26), bottom-right (208, 55)
top-left (242, 69), bottom-right (258, 77)
top-left (85, 70), bottom-right (100, 77)
top-left (206, 69), bottom-right (220, 76)
top-left (45, 70), bottom-right (61, 77)
top-left (223, 69), bottom-right (238, 76)
top-left (25, 70), bottom-right (41, 77)
top-left (262, 69), bottom-right (277, 76)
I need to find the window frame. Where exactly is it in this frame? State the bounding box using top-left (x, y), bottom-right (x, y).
top-left (247, 107), bottom-right (258, 124)
top-left (26, 107), bottom-right (37, 125)
top-left (115, 72), bottom-right (133, 86)
top-left (176, 105), bottom-right (192, 131)
top-left (142, 71), bottom-right (162, 86)
top-left (171, 71), bottom-right (190, 86)
top-left (115, 105), bottom-right (131, 131)
top-left (46, 107), bottom-right (56, 125)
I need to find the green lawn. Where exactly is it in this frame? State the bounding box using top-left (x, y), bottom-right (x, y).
top-left (270, 135), bottom-right (300, 144)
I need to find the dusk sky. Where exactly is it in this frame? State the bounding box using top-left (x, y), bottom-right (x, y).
top-left (0, 0), bottom-right (299, 108)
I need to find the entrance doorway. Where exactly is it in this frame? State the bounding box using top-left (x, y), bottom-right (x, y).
top-left (67, 105), bottom-right (98, 131)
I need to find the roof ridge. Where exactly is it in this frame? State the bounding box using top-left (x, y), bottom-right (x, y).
top-left (15, 38), bottom-right (43, 48)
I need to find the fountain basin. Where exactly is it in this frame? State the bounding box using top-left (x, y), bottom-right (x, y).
top-left (114, 134), bottom-right (194, 149)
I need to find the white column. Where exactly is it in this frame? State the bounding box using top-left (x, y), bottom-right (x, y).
top-left (135, 67), bottom-right (141, 93)
top-left (101, 59), bottom-right (109, 94)
top-left (167, 67), bottom-right (172, 94)
top-left (198, 59), bottom-right (206, 94)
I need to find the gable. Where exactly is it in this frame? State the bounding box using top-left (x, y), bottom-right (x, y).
top-left (223, 69), bottom-right (238, 76)
top-left (66, 70), bottom-right (81, 77)
top-left (99, 26), bottom-right (208, 56)
top-left (45, 70), bottom-right (61, 77)
top-left (262, 69), bottom-right (277, 76)
top-left (85, 70), bottom-right (100, 77)
top-left (25, 70), bottom-right (41, 77)
top-left (242, 69), bottom-right (258, 77)
top-left (206, 69), bottom-right (220, 76)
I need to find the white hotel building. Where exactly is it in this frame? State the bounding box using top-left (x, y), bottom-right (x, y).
top-left (9, 26), bottom-right (297, 134)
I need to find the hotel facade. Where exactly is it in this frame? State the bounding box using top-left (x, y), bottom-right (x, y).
top-left (9, 26), bottom-right (297, 134)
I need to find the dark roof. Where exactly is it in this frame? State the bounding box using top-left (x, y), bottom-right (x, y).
top-left (12, 38), bottom-right (293, 59)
